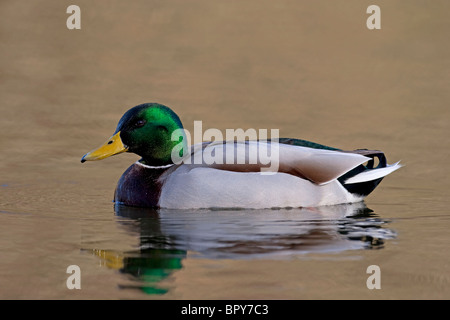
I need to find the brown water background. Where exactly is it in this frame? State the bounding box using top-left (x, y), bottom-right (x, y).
top-left (0, 1), bottom-right (449, 299)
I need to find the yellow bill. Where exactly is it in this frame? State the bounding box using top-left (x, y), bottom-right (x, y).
top-left (81, 131), bottom-right (128, 162)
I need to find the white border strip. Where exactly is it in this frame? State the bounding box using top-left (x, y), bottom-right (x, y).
top-left (135, 161), bottom-right (175, 169)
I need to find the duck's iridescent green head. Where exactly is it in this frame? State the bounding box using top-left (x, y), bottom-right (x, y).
top-left (81, 103), bottom-right (188, 166)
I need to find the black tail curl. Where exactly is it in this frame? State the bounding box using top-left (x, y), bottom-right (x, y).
top-left (338, 149), bottom-right (387, 197)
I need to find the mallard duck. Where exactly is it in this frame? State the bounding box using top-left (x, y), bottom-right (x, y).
top-left (81, 103), bottom-right (401, 209)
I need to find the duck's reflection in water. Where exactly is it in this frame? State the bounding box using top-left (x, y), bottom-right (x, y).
top-left (89, 202), bottom-right (396, 294)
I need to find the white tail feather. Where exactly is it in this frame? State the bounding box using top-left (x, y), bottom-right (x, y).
top-left (344, 161), bottom-right (402, 185)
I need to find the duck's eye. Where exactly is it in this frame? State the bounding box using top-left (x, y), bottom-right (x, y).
top-left (134, 120), bottom-right (146, 128)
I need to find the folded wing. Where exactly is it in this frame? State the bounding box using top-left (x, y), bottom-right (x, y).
top-left (181, 141), bottom-right (371, 185)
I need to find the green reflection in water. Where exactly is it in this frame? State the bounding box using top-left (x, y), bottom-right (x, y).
top-left (88, 203), bottom-right (395, 295)
top-left (89, 205), bottom-right (186, 295)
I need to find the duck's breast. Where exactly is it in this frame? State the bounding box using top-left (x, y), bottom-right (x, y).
top-left (114, 163), bottom-right (167, 207)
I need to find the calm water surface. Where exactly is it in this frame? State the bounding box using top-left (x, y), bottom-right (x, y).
top-left (1, 1), bottom-right (449, 299)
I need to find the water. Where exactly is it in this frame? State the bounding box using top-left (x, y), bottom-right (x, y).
top-left (1, 1), bottom-right (450, 299)
top-left (83, 204), bottom-right (395, 296)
